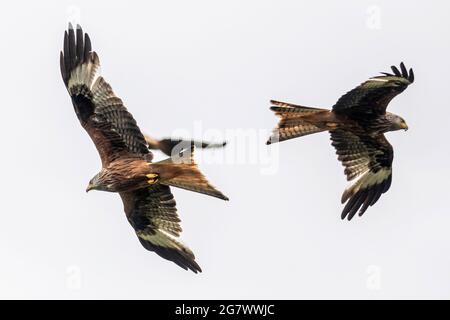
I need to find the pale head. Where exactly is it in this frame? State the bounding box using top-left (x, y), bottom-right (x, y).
top-left (86, 170), bottom-right (108, 192)
top-left (386, 112), bottom-right (408, 132)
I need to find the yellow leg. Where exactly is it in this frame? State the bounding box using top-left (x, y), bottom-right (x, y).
top-left (146, 173), bottom-right (159, 184)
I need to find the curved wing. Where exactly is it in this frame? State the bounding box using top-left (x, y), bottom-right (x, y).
top-left (120, 185), bottom-right (201, 273)
top-left (330, 130), bottom-right (393, 220)
top-left (332, 63), bottom-right (414, 119)
top-left (60, 24), bottom-right (150, 166)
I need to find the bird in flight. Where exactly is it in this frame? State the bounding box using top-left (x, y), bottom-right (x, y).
top-left (60, 24), bottom-right (228, 273)
top-left (144, 134), bottom-right (226, 157)
top-left (267, 63), bottom-right (413, 220)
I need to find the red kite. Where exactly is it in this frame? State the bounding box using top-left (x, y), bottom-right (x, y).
top-left (61, 24), bottom-right (228, 273)
top-left (268, 63), bottom-right (413, 220)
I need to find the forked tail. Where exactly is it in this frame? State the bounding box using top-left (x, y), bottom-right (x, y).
top-left (151, 146), bottom-right (229, 201)
top-left (267, 100), bottom-right (328, 144)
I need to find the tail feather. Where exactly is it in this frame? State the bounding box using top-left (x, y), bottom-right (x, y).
top-left (151, 146), bottom-right (229, 201)
top-left (267, 100), bottom-right (327, 144)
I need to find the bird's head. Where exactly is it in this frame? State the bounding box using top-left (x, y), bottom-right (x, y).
top-left (386, 112), bottom-right (409, 132)
top-left (86, 173), bottom-right (102, 193)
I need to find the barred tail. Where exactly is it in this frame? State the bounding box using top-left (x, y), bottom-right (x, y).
top-left (267, 100), bottom-right (328, 144)
top-left (151, 146), bottom-right (229, 201)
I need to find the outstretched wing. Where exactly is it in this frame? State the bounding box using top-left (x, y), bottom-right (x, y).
top-left (332, 63), bottom-right (414, 119)
top-left (60, 24), bottom-right (151, 166)
top-left (330, 130), bottom-right (393, 220)
top-left (120, 185), bottom-right (201, 273)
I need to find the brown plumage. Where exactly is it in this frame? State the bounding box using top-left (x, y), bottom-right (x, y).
top-left (61, 24), bottom-right (228, 273)
top-left (268, 63), bottom-right (413, 220)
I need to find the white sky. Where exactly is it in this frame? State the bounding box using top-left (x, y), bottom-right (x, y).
top-left (0, 0), bottom-right (449, 299)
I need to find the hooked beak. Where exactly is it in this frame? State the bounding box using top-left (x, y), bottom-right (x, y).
top-left (86, 183), bottom-right (94, 193)
top-left (401, 122), bottom-right (409, 131)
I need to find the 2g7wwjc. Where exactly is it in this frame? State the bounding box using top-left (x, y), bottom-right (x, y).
top-left (219, 305), bottom-right (275, 317)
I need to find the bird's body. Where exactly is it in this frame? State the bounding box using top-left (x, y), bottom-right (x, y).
top-left (268, 63), bottom-right (413, 220)
top-left (88, 158), bottom-right (153, 193)
top-left (279, 109), bottom-right (405, 136)
top-left (61, 24), bottom-right (228, 273)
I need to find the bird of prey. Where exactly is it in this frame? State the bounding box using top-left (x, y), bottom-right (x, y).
top-left (267, 63), bottom-right (413, 220)
top-left (60, 24), bottom-right (228, 273)
top-left (144, 134), bottom-right (226, 156)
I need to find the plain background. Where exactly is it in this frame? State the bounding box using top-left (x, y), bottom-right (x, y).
top-left (0, 0), bottom-right (449, 299)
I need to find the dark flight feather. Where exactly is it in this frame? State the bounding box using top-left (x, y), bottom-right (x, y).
top-left (121, 185), bottom-right (202, 273)
top-left (331, 130), bottom-right (393, 220)
top-left (391, 65), bottom-right (401, 77)
top-left (332, 63), bottom-right (414, 119)
top-left (60, 24), bottom-right (151, 165)
top-left (380, 63), bottom-right (414, 83)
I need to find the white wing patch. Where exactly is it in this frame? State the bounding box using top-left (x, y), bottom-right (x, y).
top-left (368, 77), bottom-right (389, 82)
top-left (342, 167), bottom-right (392, 203)
top-left (136, 229), bottom-right (195, 257)
top-left (68, 52), bottom-right (101, 93)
